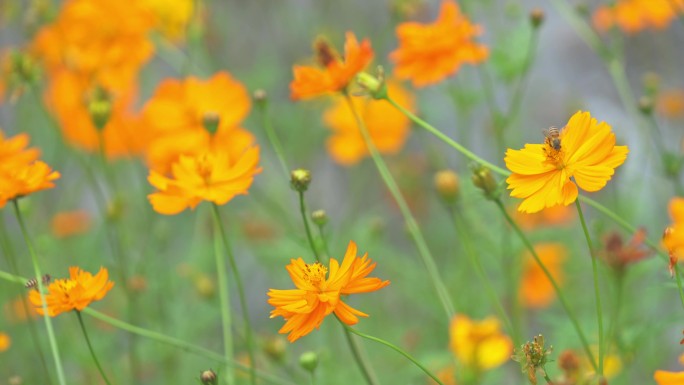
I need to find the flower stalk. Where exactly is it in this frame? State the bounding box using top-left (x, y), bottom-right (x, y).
top-left (211, 205), bottom-right (234, 385)
top-left (76, 311), bottom-right (113, 385)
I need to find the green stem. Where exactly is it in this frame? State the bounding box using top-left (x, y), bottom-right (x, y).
top-left (451, 208), bottom-right (519, 346)
top-left (211, 207), bottom-right (234, 385)
top-left (314, 222), bottom-right (331, 262)
top-left (494, 199), bottom-right (598, 371)
top-left (675, 264), bottom-right (684, 310)
top-left (340, 321), bottom-right (380, 385)
top-left (344, 92), bottom-right (455, 319)
top-left (256, 97), bottom-right (290, 177)
top-left (344, 326), bottom-right (444, 385)
top-left (12, 200), bottom-right (67, 385)
top-left (606, 274), bottom-right (624, 359)
top-left (211, 204), bottom-right (257, 385)
top-left (298, 191), bottom-right (321, 262)
top-left (76, 311), bottom-right (113, 385)
top-left (543, 370), bottom-right (554, 384)
top-left (574, 200), bottom-right (604, 376)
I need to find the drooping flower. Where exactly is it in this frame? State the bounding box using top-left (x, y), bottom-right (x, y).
top-left (390, 1), bottom-right (488, 87)
top-left (28, 267), bottom-right (114, 317)
top-left (322, 80), bottom-right (415, 165)
top-left (147, 147), bottom-right (261, 215)
top-left (505, 111), bottom-right (628, 213)
top-left (593, 0), bottom-right (684, 34)
top-left (449, 314), bottom-right (513, 371)
top-left (600, 228), bottom-right (652, 274)
top-left (519, 243), bottom-right (566, 309)
top-left (267, 241), bottom-right (390, 342)
top-left (0, 130), bottom-right (60, 208)
top-left (290, 32), bottom-right (374, 100)
top-left (139, 72), bottom-right (254, 174)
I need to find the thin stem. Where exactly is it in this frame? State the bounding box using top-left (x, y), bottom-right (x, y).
top-left (543, 370), bottom-right (554, 384)
top-left (211, 204), bottom-right (257, 385)
top-left (256, 98), bottom-right (290, 177)
top-left (76, 311), bottom-right (113, 385)
top-left (340, 321), bottom-right (380, 385)
top-left (494, 199), bottom-right (598, 371)
top-left (211, 207), bottom-right (234, 385)
top-left (314, 222), bottom-right (331, 262)
top-left (675, 264), bottom-right (684, 310)
top-left (298, 191), bottom-right (321, 262)
top-left (12, 200), bottom-right (67, 385)
top-left (345, 326), bottom-right (444, 385)
top-left (606, 274), bottom-right (624, 359)
top-left (574, 200), bottom-right (604, 377)
top-left (344, 92), bottom-right (455, 319)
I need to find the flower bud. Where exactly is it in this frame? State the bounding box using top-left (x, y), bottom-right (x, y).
top-left (263, 336), bottom-right (287, 363)
top-left (290, 169), bottom-right (312, 192)
top-left (470, 164), bottom-right (499, 200)
top-left (311, 209), bottom-right (328, 227)
top-left (557, 349), bottom-right (580, 378)
top-left (356, 66), bottom-right (387, 100)
top-left (642, 72), bottom-right (660, 97)
top-left (202, 113), bottom-right (220, 135)
top-left (638, 96), bottom-right (653, 115)
top-left (530, 8), bottom-right (545, 28)
top-left (253, 89), bottom-right (268, 109)
top-left (299, 351), bottom-right (319, 373)
top-left (199, 369), bottom-right (217, 385)
top-left (434, 169), bottom-right (460, 204)
top-left (87, 86), bottom-right (112, 131)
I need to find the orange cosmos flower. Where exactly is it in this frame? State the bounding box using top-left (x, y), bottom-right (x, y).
top-left (655, 370), bottom-right (684, 385)
top-left (0, 130), bottom-right (60, 208)
top-left (505, 111), bottom-right (628, 213)
top-left (140, 72), bottom-right (254, 174)
top-left (147, 147), bottom-right (261, 215)
top-left (28, 267), bottom-right (114, 317)
top-left (519, 243), bottom-right (566, 309)
top-left (267, 241), bottom-right (390, 342)
top-left (601, 229), bottom-right (652, 273)
top-left (51, 210), bottom-right (92, 238)
top-left (290, 32), bottom-right (374, 100)
top-left (390, 1), bottom-right (488, 87)
top-left (663, 197), bottom-right (684, 275)
top-left (593, 0), bottom-right (684, 34)
top-left (657, 89), bottom-right (684, 119)
top-left (4, 295), bottom-right (40, 323)
top-left (449, 314), bottom-right (512, 371)
top-left (322, 80), bottom-right (415, 165)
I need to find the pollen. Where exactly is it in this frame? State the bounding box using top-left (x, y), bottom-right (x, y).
top-left (303, 263), bottom-right (327, 285)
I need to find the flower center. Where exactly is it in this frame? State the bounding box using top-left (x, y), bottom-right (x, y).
top-left (194, 154), bottom-right (214, 183)
top-left (303, 262), bottom-right (327, 286)
top-left (542, 141), bottom-right (565, 170)
top-left (314, 38), bottom-right (338, 67)
top-left (56, 279), bottom-right (77, 297)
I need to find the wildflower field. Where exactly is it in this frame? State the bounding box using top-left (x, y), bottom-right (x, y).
top-left (1, 0), bottom-right (683, 384)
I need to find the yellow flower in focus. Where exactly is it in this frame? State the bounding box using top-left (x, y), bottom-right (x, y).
top-left (322, 80), bottom-right (415, 165)
top-left (449, 314), bottom-right (513, 370)
top-left (0, 332), bottom-right (10, 352)
top-left (505, 111), bottom-right (628, 213)
top-left (142, 0), bottom-right (194, 41)
top-left (519, 243), bottom-right (566, 309)
top-left (593, 0), bottom-right (684, 34)
top-left (390, 1), bottom-right (488, 87)
top-left (140, 72), bottom-right (254, 174)
top-left (268, 241), bottom-right (390, 342)
top-left (147, 147), bottom-right (261, 215)
top-left (28, 267), bottom-right (114, 317)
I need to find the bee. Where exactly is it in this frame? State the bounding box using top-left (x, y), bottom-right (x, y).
top-left (25, 274), bottom-right (51, 289)
top-left (542, 127), bottom-right (562, 151)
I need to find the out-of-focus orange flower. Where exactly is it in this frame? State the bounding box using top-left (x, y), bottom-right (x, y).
top-left (4, 295), bottom-right (40, 323)
top-left (0, 332), bottom-right (10, 352)
top-left (512, 204), bottom-right (575, 231)
top-left (601, 228), bottom-right (652, 273)
top-left (505, 111), bottom-right (628, 213)
top-left (593, 0), bottom-right (684, 34)
top-left (29, 267), bottom-right (114, 317)
top-left (140, 72), bottom-right (254, 174)
top-left (432, 366), bottom-right (457, 385)
top-left (449, 314), bottom-right (512, 371)
top-left (657, 89), bottom-right (684, 119)
top-left (268, 241), bottom-right (390, 342)
top-left (142, 0), bottom-right (194, 41)
top-left (663, 197), bottom-right (684, 275)
top-left (519, 243), bottom-right (566, 309)
top-left (290, 32), bottom-right (374, 100)
top-left (655, 370), bottom-right (684, 385)
top-left (147, 147), bottom-right (261, 215)
top-left (390, 1), bottom-right (488, 87)
top-left (51, 210), bottom-right (92, 238)
top-left (322, 80), bottom-right (415, 165)
top-left (0, 130), bottom-right (59, 208)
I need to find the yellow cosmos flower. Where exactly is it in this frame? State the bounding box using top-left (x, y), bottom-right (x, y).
top-left (505, 111), bottom-right (628, 213)
top-left (29, 267), bottom-right (114, 317)
top-left (0, 332), bottom-right (10, 352)
top-left (449, 314), bottom-right (513, 371)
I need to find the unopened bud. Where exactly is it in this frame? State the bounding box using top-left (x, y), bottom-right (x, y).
top-left (530, 8), bottom-right (545, 28)
top-left (87, 86), bottom-right (112, 131)
top-left (557, 349), bottom-right (580, 377)
top-left (253, 89), bottom-right (268, 108)
top-left (299, 351), bottom-right (319, 373)
top-left (357, 67), bottom-right (387, 100)
top-left (290, 169), bottom-right (312, 193)
top-left (194, 274), bottom-right (216, 299)
top-left (311, 210), bottom-right (328, 227)
top-left (642, 72), bottom-right (660, 97)
top-left (471, 164), bottom-right (499, 200)
top-left (263, 336), bottom-right (287, 363)
top-left (638, 96), bottom-right (653, 115)
top-left (434, 169), bottom-right (460, 204)
top-left (202, 113), bottom-right (220, 135)
top-left (200, 369), bottom-right (217, 385)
